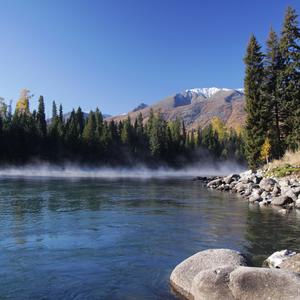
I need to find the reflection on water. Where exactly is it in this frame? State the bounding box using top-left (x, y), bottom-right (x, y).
top-left (0, 178), bottom-right (299, 299)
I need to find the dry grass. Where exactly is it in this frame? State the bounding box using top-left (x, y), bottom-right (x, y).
top-left (264, 150), bottom-right (300, 178)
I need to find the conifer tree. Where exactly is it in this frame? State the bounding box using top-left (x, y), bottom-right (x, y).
top-left (37, 95), bottom-right (47, 138)
top-left (52, 101), bottom-right (57, 120)
top-left (243, 35), bottom-right (265, 170)
top-left (262, 28), bottom-right (283, 158)
top-left (278, 6), bottom-right (300, 150)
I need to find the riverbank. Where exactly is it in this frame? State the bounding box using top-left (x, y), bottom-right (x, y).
top-left (204, 169), bottom-right (300, 213)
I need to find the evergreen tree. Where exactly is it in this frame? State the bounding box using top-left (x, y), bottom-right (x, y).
top-left (278, 6), bottom-right (300, 150)
top-left (243, 35), bottom-right (266, 170)
top-left (52, 101), bottom-right (57, 120)
top-left (262, 28), bottom-right (283, 158)
top-left (36, 95), bottom-right (47, 138)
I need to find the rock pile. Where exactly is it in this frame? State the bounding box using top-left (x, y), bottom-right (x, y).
top-left (206, 170), bottom-right (300, 210)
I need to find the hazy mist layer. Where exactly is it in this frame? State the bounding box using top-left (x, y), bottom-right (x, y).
top-left (0, 163), bottom-right (245, 179)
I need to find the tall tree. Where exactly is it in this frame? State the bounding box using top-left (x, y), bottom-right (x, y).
top-left (262, 28), bottom-right (284, 158)
top-left (278, 6), bottom-right (300, 150)
top-left (243, 35), bottom-right (266, 170)
top-left (37, 95), bottom-right (47, 138)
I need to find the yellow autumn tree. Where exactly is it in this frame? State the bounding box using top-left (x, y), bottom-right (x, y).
top-left (16, 89), bottom-right (30, 114)
top-left (261, 137), bottom-right (271, 163)
top-left (211, 116), bottom-right (227, 140)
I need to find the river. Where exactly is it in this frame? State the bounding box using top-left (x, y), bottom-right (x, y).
top-left (0, 177), bottom-right (300, 299)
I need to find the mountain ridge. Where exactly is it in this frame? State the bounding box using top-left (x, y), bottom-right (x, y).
top-left (109, 87), bottom-right (246, 131)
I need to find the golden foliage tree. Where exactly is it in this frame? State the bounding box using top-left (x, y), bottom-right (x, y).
top-left (16, 89), bottom-right (30, 114)
top-left (211, 116), bottom-right (227, 140)
top-left (261, 137), bottom-right (271, 163)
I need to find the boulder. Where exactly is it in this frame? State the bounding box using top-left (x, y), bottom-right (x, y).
top-left (295, 199), bottom-right (300, 209)
top-left (284, 190), bottom-right (298, 202)
top-left (259, 178), bottom-right (277, 192)
top-left (229, 181), bottom-right (238, 189)
top-left (272, 195), bottom-right (294, 206)
top-left (207, 178), bottom-right (222, 188)
top-left (170, 249), bottom-right (246, 300)
top-left (271, 184), bottom-right (281, 197)
top-left (223, 174), bottom-right (240, 184)
top-left (292, 186), bottom-right (300, 197)
top-left (229, 266), bottom-right (300, 300)
top-left (191, 266), bottom-right (236, 300)
top-left (279, 253), bottom-right (300, 273)
top-left (248, 192), bottom-right (262, 203)
top-left (265, 249), bottom-right (296, 268)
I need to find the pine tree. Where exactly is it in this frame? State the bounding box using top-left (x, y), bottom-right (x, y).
top-left (244, 35), bottom-right (266, 170)
top-left (37, 95), bottom-right (47, 138)
top-left (52, 101), bottom-right (57, 120)
top-left (278, 6), bottom-right (300, 150)
top-left (59, 104), bottom-right (63, 123)
top-left (262, 28), bottom-right (283, 158)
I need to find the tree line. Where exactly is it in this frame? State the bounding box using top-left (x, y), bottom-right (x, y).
top-left (244, 6), bottom-right (300, 169)
top-left (0, 90), bottom-right (244, 167)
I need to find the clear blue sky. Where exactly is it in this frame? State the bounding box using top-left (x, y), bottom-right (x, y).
top-left (0, 0), bottom-right (299, 116)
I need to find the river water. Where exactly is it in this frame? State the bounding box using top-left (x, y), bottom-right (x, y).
top-left (0, 177), bottom-right (300, 299)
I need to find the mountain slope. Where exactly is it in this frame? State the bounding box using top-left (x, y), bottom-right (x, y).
top-left (110, 87), bottom-right (246, 131)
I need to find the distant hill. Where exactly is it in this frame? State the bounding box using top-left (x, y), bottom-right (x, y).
top-left (109, 87), bottom-right (246, 131)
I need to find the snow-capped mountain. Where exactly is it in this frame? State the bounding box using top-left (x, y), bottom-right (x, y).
top-left (185, 87), bottom-right (244, 98)
top-left (110, 87), bottom-right (246, 131)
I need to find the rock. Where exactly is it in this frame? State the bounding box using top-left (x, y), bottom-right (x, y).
top-left (223, 174), bottom-right (240, 184)
top-left (248, 191), bottom-right (262, 203)
top-left (191, 266), bottom-right (236, 300)
top-left (279, 253), bottom-right (300, 273)
top-left (224, 184), bottom-right (230, 191)
top-left (284, 190), bottom-right (298, 202)
top-left (229, 181), bottom-right (238, 189)
top-left (216, 184), bottom-right (225, 191)
top-left (259, 178), bottom-right (277, 192)
top-left (295, 199), bottom-right (300, 209)
top-left (292, 186), bottom-right (300, 197)
top-left (271, 184), bottom-right (281, 197)
top-left (207, 178), bottom-right (222, 188)
top-left (265, 249), bottom-right (296, 268)
top-left (279, 179), bottom-right (291, 187)
top-left (229, 266), bottom-right (300, 300)
top-left (259, 200), bottom-right (268, 207)
top-left (234, 182), bottom-right (250, 194)
top-left (272, 195), bottom-right (294, 206)
top-left (170, 249), bottom-right (246, 300)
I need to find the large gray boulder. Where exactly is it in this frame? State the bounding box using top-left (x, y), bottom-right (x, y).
top-left (229, 266), bottom-right (300, 300)
top-left (259, 178), bottom-right (277, 192)
top-left (170, 249), bottom-right (246, 299)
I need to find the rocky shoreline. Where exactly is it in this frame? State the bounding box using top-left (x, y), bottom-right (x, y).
top-left (204, 170), bottom-right (300, 212)
top-left (170, 248), bottom-right (300, 300)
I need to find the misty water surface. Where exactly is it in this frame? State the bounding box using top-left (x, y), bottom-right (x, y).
top-left (0, 177), bottom-right (300, 299)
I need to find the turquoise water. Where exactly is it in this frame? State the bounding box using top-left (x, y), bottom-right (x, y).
top-left (0, 177), bottom-right (300, 299)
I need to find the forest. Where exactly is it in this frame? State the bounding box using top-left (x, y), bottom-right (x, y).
top-left (244, 6), bottom-right (300, 169)
top-left (0, 90), bottom-right (244, 167)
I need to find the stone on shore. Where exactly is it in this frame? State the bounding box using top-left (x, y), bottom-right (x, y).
top-left (170, 249), bottom-right (246, 300)
top-left (259, 178), bottom-right (277, 192)
top-left (279, 253), bottom-right (300, 273)
top-left (272, 195), bottom-right (294, 206)
top-left (264, 249), bottom-right (296, 268)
